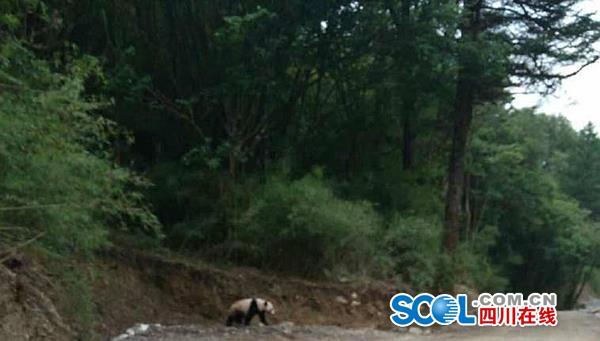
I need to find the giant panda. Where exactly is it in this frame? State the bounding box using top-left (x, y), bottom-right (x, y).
top-left (225, 298), bottom-right (275, 326)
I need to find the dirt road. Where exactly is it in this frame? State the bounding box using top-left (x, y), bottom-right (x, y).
top-left (422, 311), bottom-right (600, 340)
top-left (114, 310), bottom-right (599, 341)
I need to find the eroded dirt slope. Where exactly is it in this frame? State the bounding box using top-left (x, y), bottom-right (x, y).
top-left (94, 249), bottom-right (407, 337)
top-left (0, 258), bottom-right (73, 341)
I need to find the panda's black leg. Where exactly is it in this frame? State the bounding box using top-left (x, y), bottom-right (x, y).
top-left (244, 311), bottom-right (256, 325)
top-left (259, 311), bottom-right (268, 325)
top-left (244, 299), bottom-right (259, 326)
top-left (225, 315), bottom-right (233, 326)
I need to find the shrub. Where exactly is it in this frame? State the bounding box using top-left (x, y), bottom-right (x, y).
top-left (0, 15), bottom-right (161, 339)
top-left (233, 171), bottom-right (384, 277)
top-left (382, 216), bottom-right (442, 289)
top-left (0, 40), bottom-right (160, 257)
top-left (590, 268), bottom-right (600, 296)
top-left (455, 225), bottom-right (508, 292)
top-left (147, 161), bottom-right (228, 250)
top-left (383, 216), bottom-right (508, 292)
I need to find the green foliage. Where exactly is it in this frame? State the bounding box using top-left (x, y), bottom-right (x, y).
top-left (147, 160), bottom-right (228, 250)
top-left (563, 124), bottom-right (600, 220)
top-left (455, 225), bottom-right (508, 292)
top-left (0, 39), bottom-right (160, 257)
top-left (0, 0), bottom-right (49, 34)
top-left (590, 268), bottom-right (600, 296)
top-left (382, 216), bottom-right (442, 289)
top-left (2, 0), bottom-right (599, 314)
top-left (54, 0), bottom-right (596, 298)
top-left (382, 216), bottom-right (506, 291)
top-left (471, 106), bottom-right (600, 307)
top-left (58, 265), bottom-right (97, 339)
top-left (234, 171), bottom-right (384, 277)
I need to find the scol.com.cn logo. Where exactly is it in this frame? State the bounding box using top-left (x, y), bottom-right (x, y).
top-left (390, 293), bottom-right (558, 327)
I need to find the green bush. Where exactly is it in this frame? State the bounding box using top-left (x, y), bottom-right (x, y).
top-left (0, 39), bottom-right (159, 338)
top-left (455, 225), bottom-right (508, 292)
top-left (590, 268), bottom-right (600, 296)
top-left (552, 216), bottom-right (600, 308)
top-left (0, 40), bottom-right (160, 257)
top-left (147, 161), bottom-right (228, 250)
top-left (58, 265), bottom-right (97, 339)
top-left (382, 216), bottom-right (442, 289)
top-left (233, 171), bottom-right (384, 277)
top-left (382, 216), bottom-right (507, 291)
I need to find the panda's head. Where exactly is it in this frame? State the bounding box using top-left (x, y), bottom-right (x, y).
top-left (261, 300), bottom-right (275, 315)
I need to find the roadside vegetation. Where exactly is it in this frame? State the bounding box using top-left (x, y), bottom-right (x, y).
top-left (1, 1), bottom-right (600, 337)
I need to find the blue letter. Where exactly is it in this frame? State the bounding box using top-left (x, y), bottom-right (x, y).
top-left (389, 294), bottom-right (414, 327)
top-left (457, 294), bottom-right (476, 326)
top-left (413, 293), bottom-right (435, 327)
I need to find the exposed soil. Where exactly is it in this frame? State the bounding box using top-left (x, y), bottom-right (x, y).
top-left (1, 248), bottom-right (406, 340)
top-left (0, 257), bottom-right (73, 341)
top-left (94, 248), bottom-right (408, 338)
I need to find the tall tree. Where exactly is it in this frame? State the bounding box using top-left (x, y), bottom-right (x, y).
top-left (563, 123), bottom-right (600, 220)
top-left (443, 0), bottom-right (600, 252)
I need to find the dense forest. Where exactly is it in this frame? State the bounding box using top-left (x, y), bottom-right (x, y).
top-left (2, 0), bottom-right (600, 326)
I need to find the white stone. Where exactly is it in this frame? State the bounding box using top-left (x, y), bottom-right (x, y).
top-left (335, 296), bottom-right (349, 304)
top-left (112, 334), bottom-right (130, 341)
top-left (408, 327), bottom-right (423, 335)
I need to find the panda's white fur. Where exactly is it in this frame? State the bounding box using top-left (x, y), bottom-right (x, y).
top-left (226, 298), bottom-right (275, 326)
top-left (230, 298), bottom-right (275, 315)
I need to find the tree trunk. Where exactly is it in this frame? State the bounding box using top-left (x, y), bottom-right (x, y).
top-left (442, 0), bottom-right (481, 253)
top-left (464, 172), bottom-right (472, 240)
top-left (387, 0), bottom-right (416, 171)
top-left (402, 105), bottom-right (414, 170)
top-left (443, 75), bottom-right (474, 252)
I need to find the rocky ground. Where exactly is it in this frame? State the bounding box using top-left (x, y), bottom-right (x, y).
top-left (114, 311), bottom-right (600, 341)
top-left (112, 323), bottom-right (407, 341)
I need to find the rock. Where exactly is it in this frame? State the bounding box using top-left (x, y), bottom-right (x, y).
top-left (112, 334), bottom-right (130, 341)
top-left (351, 292), bottom-right (358, 299)
top-left (112, 323), bottom-right (162, 340)
top-left (338, 276), bottom-right (350, 283)
top-left (278, 321), bottom-right (295, 335)
top-left (351, 300), bottom-right (361, 307)
top-left (335, 296), bottom-right (349, 304)
top-left (408, 327), bottom-right (423, 335)
top-left (125, 323), bottom-right (149, 336)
